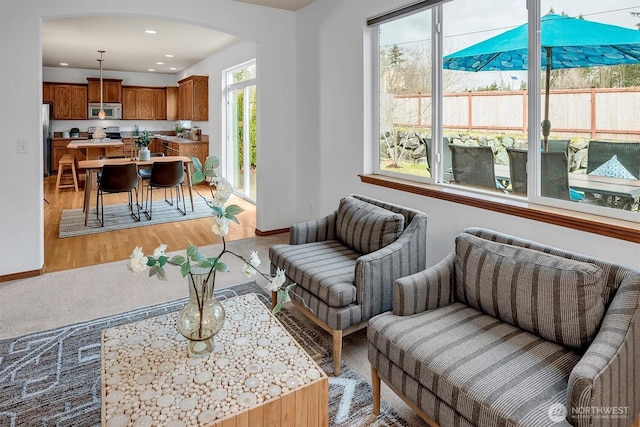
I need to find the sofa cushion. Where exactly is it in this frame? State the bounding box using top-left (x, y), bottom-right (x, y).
top-left (368, 303), bottom-right (580, 426)
top-left (454, 233), bottom-right (606, 350)
top-left (269, 240), bottom-right (359, 307)
top-left (336, 196), bottom-right (404, 255)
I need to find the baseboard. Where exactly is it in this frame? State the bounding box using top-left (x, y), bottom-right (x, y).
top-left (255, 227), bottom-right (289, 236)
top-left (0, 266), bottom-right (44, 282)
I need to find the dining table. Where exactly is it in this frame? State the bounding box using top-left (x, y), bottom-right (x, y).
top-left (494, 164), bottom-right (640, 209)
top-left (77, 156), bottom-right (195, 226)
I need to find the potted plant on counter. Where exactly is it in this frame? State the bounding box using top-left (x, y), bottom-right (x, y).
top-left (137, 130), bottom-right (152, 161)
top-left (174, 123), bottom-right (185, 138)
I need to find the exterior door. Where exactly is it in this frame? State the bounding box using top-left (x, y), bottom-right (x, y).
top-left (225, 61), bottom-right (257, 202)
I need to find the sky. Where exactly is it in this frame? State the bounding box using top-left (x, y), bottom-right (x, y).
top-left (379, 0), bottom-right (640, 89)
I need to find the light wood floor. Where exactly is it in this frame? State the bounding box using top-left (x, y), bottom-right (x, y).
top-left (44, 175), bottom-right (257, 273)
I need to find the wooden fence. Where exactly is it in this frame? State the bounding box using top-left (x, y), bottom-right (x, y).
top-left (391, 87), bottom-right (640, 141)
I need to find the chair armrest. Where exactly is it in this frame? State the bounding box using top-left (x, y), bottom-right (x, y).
top-left (289, 211), bottom-right (337, 245)
top-left (567, 275), bottom-right (640, 427)
top-left (354, 213), bottom-right (428, 320)
top-left (393, 251), bottom-right (456, 316)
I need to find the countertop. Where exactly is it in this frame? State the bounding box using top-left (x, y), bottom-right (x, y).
top-left (152, 135), bottom-right (206, 144)
top-left (66, 140), bottom-right (124, 148)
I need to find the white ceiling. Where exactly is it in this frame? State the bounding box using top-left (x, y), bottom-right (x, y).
top-left (42, 0), bottom-right (316, 75)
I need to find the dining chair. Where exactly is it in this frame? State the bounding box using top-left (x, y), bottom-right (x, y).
top-left (449, 144), bottom-right (500, 191)
top-left (96, 163), bottom-right (140, 227)
top-left (506, 148), bottom-right (528, 195)
top-left (137, 153), bottom-right (165, 207)
top-left (144, 160), bottom-right (186, 220)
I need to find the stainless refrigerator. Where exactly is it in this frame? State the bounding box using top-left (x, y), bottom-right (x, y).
top-left (42, 104), bottom-right (52, 176)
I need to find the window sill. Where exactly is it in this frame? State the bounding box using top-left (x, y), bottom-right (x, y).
top-left (360, 174), bottom-right (640, 243)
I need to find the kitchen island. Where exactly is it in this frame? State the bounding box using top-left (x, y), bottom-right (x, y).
top-left (66, 140), bottom-right (125, 161)
top-left (121, 134), bottom-right (209, 167)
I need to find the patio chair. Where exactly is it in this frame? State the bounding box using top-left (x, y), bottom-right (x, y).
top-left (449, 144), bottom-right (500, 191)
top-left (424, 137), bottom-right (453, 183)
top-left (540, 151), bottom-right (572, 200)
top-left (546, 139), bottom-right (570, 154)
top-left (506, 148), bottom-right (528, 195)
top-left (586, 140), bottom-right (640, 180)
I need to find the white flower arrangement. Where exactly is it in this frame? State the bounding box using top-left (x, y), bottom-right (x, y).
top-left (128, 155), bottom-right (294, 313)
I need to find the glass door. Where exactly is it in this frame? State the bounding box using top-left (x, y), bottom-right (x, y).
top-left (226, 61), bottom-right (257, 202)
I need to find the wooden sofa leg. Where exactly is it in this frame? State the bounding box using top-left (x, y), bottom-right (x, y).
top-left (371, 365), bottom-right (381, 416)
top-left (271, 291), bottom-right (277, 309)
top-left (332, 329), bottom-right (342, 376)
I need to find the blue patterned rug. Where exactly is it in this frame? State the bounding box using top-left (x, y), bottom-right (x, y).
top-left (0, 282), bottom-right (410, 426)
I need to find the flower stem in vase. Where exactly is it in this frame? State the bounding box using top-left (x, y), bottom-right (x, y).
top-left (177, 268), bottom-right (225, 357)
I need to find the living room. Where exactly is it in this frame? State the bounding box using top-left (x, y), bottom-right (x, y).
top-left (1, 0), bottom-right (639, 425)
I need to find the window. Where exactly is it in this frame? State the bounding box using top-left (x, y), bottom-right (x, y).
top-left (371, 0), bottom-right (640, 221)
top-left (225, 60), bottom-right (257, 202)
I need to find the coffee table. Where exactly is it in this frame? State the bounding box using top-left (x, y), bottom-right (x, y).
top-left (101, 293), bottom-right (328, 427)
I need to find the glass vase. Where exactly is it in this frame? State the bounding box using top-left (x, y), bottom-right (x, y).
top-left (176, 269), bottom-right (226, 357)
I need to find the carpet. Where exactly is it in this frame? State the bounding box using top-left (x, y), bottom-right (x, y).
top-left (58, 195), bottom-right (214, 238)
top-left (0, 282), bottom-right (410, 427)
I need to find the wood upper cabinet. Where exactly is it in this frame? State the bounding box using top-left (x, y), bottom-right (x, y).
top-left (87, 78), bottom-right (122, 103)
top-left (122, 87), bottom-right (139, 120)
top-left (153, 88), bottom-right (167, 120)
top-left (122, 86), bottom-right (167, 120)
top-left (53, 84), bottom-right (88, 120)
top-left (178, 75), bottom-right (208, 121)
top-left (43, 83), bottom-right (54, 103)
top-left (137, 88), bottom-right (155, 120)
top-left (166, 87), bottom-right (178, 121)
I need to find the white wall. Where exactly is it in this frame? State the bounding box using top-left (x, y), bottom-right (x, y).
top-left (0, 0), bottom-right (296, 276)
top-left (295, 0), bottom-right (640, 268)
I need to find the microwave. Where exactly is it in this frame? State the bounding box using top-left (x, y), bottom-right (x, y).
top-left (88, 103), bottom-right (122, 120)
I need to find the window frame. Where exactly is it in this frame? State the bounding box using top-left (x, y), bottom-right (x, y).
top-left (369, 0), bottom-right (639, 224)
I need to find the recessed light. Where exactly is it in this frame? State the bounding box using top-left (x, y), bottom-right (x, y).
top-left (148, 68), bottom-right (155, 72)
top-left (59, 62), bottom-right (69, 66)
top-left (156, 62), bottom-right (164, 65)
top-left (170, 67), bottom-right (177, 70)
top-left (145, 30), bottom-right (157, 34)
top-left (165, 54), bottom-right (174, 58)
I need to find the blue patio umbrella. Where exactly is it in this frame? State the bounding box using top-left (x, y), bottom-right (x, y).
top-left (443, 14), bottom-right (640, 150)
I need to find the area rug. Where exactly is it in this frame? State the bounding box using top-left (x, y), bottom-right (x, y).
top-left (59, 194), bottom-right (214, 238)
top-left (0, 282), bottom-right (410, 426)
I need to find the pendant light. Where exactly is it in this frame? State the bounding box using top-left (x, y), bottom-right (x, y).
top-left (97, 50), bottom-right (106, 120)
top-left (92, 50), bottom-right (107, 140)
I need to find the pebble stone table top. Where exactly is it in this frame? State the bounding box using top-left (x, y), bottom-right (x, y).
top-left (101, 293), bottom-right (327, 427)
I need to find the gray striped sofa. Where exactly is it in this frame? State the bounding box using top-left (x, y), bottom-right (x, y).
top-left (269, 194), bottom-right (428, 375)
top-left (368, 227), bottom-right (640, 427)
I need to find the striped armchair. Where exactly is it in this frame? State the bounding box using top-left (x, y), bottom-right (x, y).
top-left (269, 195), bottom-right (428, 375)
top-left (368, 227), bottom-right (640, 427)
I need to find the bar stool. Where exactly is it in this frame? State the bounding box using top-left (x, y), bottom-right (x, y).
top-left (56, 154), bottom-right (79, 192)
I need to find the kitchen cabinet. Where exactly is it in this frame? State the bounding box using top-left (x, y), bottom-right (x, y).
top-left (178, 75), bottom-right (208, 121)
top-left (166, 87), bottom-right (178, 121)
top-left (158, 138), bottom-right (209, 169)
top-left (87, 78), bottom-right (122, 103)
top-left (43, 83), bottom-right (54, 103)
top-left (53, 84), bottom-right (88, 120)
top-left (153, 89), bottom-right (166, 120)
top-left (122, 87), bottom-right (167, 120)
